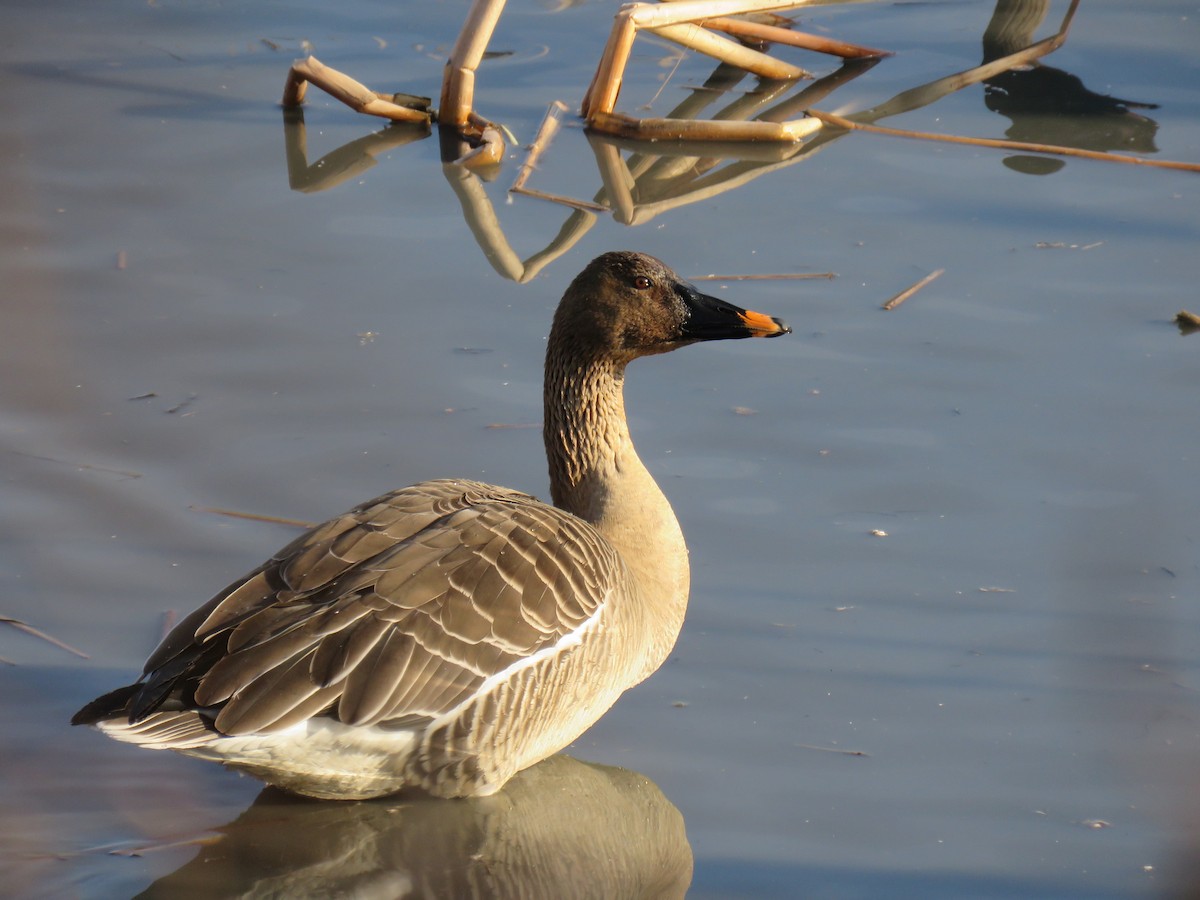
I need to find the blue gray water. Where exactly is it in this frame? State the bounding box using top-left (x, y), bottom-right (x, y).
top-left (3, 0), bottom-right (1198, 896)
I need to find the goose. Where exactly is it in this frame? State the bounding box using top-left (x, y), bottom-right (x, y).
top-left (72, 251), bottom-right (790, 800)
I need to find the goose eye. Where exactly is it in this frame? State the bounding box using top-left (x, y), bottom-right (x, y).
top-left (632, 275), bottom-right (652, 290)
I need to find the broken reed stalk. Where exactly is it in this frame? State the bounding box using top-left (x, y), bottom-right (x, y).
top-left (1175, 310), bottom-right (1200, 334)
top-left (805, 108), bottom-right (1200, 174)
top-left (511, 101), bottom-right (569, 193)
top-left (440, 0), bottom-right (508, 127)
top-left (590, 109), bottom-right (821, 142)
top-left (631, 0), bottom-right (818, 27)
top-left (704, 17), bottom-right (891, 59)
top-left (456, 117), bottom-right (506, 168)
top-left (583, 10), bottom-right (639, 118)
top-left (650, 22), bottom-right (811, 79)
top-left (584, 0), bottom-right (819, 117)
top-left (283, 56), bottom-right (430, 123)
top-left (883, 268), bottom-right (944, 310)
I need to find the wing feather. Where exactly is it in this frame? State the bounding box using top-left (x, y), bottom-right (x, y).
top-left (127, 479), bottom-right (626, 737)
top-left (214, 649), bottom-right (339, 735)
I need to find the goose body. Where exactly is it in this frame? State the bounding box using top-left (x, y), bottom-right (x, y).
top-left (73, 251), bottom-right (790, 799)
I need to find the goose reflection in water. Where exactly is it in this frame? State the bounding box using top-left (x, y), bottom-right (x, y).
top-left (136, 755), bottom-right (691, 900)
top-left (981, 0), bottom-right (1159, 174)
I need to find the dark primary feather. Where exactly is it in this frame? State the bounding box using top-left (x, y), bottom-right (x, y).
top-left (103, 479), bottom-right (623, 736)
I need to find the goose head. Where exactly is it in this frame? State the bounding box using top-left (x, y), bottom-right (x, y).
top-left (550, 251), bottom-right (791, 364)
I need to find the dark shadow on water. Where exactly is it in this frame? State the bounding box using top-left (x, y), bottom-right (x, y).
top-left (134, 754), bottom-right (692, 899)
top-left (980, 0), bottom-right (1159, 174)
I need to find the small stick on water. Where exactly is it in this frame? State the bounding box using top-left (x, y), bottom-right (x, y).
top-left (1175, 310), bottom-right (1200, 334)
top-left (795, 742), bottom-right (870, 757)
top-left (883, 268), bottom-right (944, 311)
top-left (692, 272), bottom-right (836, 281)
top-left (9, 449), bottom-right (142, 480)
top-left (108, 833), bottom-right (224, 857)
top-left (165, 394), bottom-right (198, 415)
top-left (190, 505), bottom-right (314, 529)
top-left (0, 616), bottom-right (90, 659)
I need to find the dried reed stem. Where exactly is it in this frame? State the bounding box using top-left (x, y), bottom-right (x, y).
top-left (1175, 310), bottom-right (1200, 334)
top-left (883, 268), bottom-right (944, 310)
top-left (441, 0), bottom-right (508, 126)
top-left (650, 22), bottom-right (811, 79)
top-left (806, 108), bottom-right (1200, 174)
top-left (633, 0), bottom-right (817, 27)
top-left (584, 9), bottom-right (638, 117)
top-left (590, 109), bottom-right (820, 142)
top-left (693, 272), bottom-right (836, 281)
top-left (585, 0), bottom-right (818, 117)
top-left (705, 17), bottom-right (891, 59)
top-left (282, 56), bottom-right (430, 123)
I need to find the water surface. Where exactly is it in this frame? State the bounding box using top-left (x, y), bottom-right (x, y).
top-left (2, 0), bottom-right (1199, 896)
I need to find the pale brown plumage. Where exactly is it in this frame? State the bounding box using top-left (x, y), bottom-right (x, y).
top-left (73, 251), bottom-right (789, 799)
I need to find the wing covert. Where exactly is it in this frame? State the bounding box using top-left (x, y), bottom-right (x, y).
top-left (135, 480), bottom-right (626, 736)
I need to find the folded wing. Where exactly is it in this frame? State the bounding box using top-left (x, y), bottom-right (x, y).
top-left (121, 479), bottom-right (624, 738)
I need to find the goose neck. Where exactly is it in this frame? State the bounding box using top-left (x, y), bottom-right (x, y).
top-left (542, 346), bottom-right (632, 520)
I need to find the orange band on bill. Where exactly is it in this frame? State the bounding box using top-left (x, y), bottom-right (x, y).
top-left (739, 309), bottom-right (790, 336)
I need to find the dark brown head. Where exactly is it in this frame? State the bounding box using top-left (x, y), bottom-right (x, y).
top-left (549, 251), bottom-right (790, 364)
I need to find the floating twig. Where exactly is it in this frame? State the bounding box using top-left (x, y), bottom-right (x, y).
top-left (109, 833), bottom-right (224, 857)
top-left (189, 505), bottom-right (314, 529)
top-left (165, 394), bottom-right (198, 415)
top-left (1175, 310), bottom-right (1200, 335)
top-left (8, 449), bottom-right (141, 480)
top-left (0, 616), bottom-right (89, 659)
top-left (805, 108), bottom-right (1200, 174)
top-left (795, 742), bottom-right (870, 757)
top-left (883, 268), bottom-right (944, 310)
top-left (692, 272), bottom-right (836, 281)
top-left (1034, 241), bottom-right (1104, 250)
